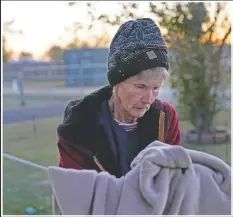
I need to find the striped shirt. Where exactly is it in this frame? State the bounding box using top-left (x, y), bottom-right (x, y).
top-left (114, 119), bottom-right (138, 131)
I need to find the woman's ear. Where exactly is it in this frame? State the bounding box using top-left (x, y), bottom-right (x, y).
top-left (112, 85), bottom-right (120, 100)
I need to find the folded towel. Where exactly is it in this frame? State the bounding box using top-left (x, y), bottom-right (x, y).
top-left (48, 141), bottom-right (231, 215)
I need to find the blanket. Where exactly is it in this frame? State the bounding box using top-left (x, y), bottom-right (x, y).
top-left (48, 141), bottom-right (231, 215)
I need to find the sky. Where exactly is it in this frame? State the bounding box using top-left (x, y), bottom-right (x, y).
top-left (2, 1), bottom-right (233, 60)
top-left (2, 1), bottom-right (94, 58)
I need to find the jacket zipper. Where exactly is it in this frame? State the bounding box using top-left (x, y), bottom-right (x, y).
top-left (93, 155), bottom-right (105, 171)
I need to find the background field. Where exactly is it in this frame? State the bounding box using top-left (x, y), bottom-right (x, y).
top-left (3, 107), bottom-right (231, 215)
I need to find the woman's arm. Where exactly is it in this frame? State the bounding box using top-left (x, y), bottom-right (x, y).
top-left (57, 138), bottom-right (93, 170)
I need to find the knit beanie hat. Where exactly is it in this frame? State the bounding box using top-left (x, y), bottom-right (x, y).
top-left (107, 18), bottom-right (169, 86)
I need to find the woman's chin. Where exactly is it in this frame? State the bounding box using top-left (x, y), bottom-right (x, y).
top-left (131, 109), bottom-right (147, 118)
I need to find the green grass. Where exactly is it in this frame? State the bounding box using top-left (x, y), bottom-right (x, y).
top-left (184, 143), bottom-right (231, 165)
top-left (214, 109), bottom-right (231, 128)
top-left (3, 116), bottom-right (62, 164)
top-left (4, 80), bottom-right (66, 89)
top-left (3, 115), bottom-right (231, 215)
top-left (179, 113), bottom-right (231, 165)
top-left (3, 96), bottom-right (49, 110)
top-left (3, 95), bottom-right (75, 110)
top-left (3, 159), bottom-right (53, 215)
top-left (3, 116), bottom-right (62, 215)
top-left (26, 80), bottom-right (65, 88)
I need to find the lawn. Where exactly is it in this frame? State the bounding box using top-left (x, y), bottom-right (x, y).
top-left (3, 159), bottom-right (53, 215)
top-left (26, 80), bottom-right (65, 88)
top-left (3, 115), bottom-right (231, 215)
top-left (3, 95), bottom-right (75, 110)
top-left (3, 116), bottom-right (62, 215)
top-left (3, 95), bottom-right (51, 110)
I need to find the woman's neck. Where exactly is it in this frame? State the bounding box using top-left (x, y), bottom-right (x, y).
top-left (109, 96), bottom-right (138, 124)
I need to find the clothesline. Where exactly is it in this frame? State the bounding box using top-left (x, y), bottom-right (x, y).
top-left (3, 152), bottom-right (48, 171)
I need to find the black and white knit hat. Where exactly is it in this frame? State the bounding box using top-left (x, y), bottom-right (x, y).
top-left (107, 18), bottom-right (169, 86)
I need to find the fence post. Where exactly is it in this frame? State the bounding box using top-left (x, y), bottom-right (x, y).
top-left (48, 70), bottom-right (53, 89)
top-left (18, 68), bottom-right (25, 106)
top-left (80, 61), bottom-right (84, 95)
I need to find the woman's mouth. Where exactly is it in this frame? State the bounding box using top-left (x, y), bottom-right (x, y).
top-left (136, 107), bottom-right (146, 110)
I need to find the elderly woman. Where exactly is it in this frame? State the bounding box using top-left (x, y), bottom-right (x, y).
top-left (56, 18), bottom-right (181, 177)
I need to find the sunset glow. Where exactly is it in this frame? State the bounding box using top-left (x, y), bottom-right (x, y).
top-left (2, 1), bottom-right (232, 60)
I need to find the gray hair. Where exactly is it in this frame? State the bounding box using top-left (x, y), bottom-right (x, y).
top-left (136, 67), bottom-right (169, 81)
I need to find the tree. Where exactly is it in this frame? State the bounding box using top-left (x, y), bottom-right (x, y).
top-left (3, 19), bottom-right (22, 62)
top-left (65, 2), bottom-right (112, 48)
top-left (19, 51), bottom-right (33, 59)
top-left (98, 2), bottom-right (141, 26)
top-left (3, 36), bottom-right (13, 62)
top-left (43, 45), bottom-right (64, 62)
top-left (153, 2), bottom-right (231, 141)
top-left (97, 2), bottom-right (231, 141)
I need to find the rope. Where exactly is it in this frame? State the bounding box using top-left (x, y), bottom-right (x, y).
top-left (3, 153), bottom-right (48, 171)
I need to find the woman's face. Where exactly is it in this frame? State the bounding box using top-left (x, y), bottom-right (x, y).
top-left (115, 75), bottom-right (164, 119)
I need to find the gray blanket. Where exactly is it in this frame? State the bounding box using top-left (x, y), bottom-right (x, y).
top-left (48, 141), bottom-right (231, 215)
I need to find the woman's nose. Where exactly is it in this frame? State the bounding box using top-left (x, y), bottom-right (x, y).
top-left (142, 90), bottom-right (156, 104)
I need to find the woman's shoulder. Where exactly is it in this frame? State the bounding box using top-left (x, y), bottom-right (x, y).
top-left (154, 99), bottom-right (177, 116)
top-left (154, 99), bottom-right (181, 145)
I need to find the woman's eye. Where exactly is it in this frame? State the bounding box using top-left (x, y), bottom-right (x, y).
top-left (136, 85), bottom-right (145, 89)
top-left (153, 87), bottom-right (159, 90)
